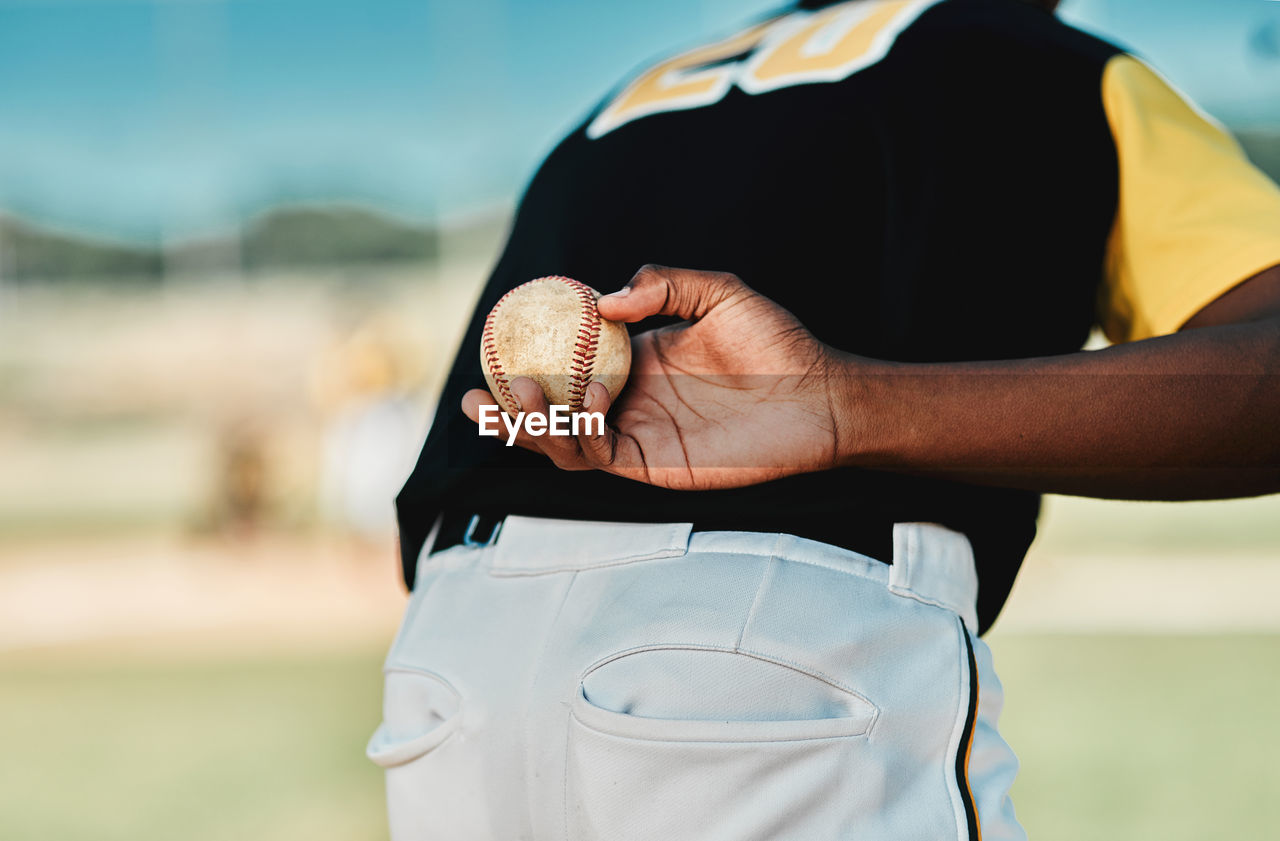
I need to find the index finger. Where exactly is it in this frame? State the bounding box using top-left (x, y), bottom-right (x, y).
top-left (596, 264), bottom-right (747, 323)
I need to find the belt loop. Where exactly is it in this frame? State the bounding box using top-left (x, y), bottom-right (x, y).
top-left (463, 514), bottom-right (503, 548)
top-left (888, 523), bottom-right (979, 632)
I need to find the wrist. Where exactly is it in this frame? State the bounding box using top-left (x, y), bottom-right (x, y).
top-left (824, 349), bottom-right (902, 469)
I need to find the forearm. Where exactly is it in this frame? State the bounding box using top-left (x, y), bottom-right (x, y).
top-left (838, 318), bottom-right (1280, 499)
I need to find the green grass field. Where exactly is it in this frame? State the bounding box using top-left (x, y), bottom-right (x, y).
top-left (0, 648), bottom-right (389, 841)
top-left (995, 634), bottom-right (1280, 841)
top-left (4, 634), bottom-right (1278, 841)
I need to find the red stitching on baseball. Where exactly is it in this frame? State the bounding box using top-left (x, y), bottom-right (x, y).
top-left (482, 281), bottom-right (529, 413)
top-left (561, 277), bottom-right (601, 411)
top-left (482, 276), bottom-right (602, 413)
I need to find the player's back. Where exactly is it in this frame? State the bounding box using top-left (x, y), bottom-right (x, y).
top-left (399, 0), bottom-right (1130, 632)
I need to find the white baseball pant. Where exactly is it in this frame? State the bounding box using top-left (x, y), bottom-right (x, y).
top-left (368, 515), bottom-right (1025, 841)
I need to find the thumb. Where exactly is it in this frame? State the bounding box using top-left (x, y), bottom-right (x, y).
top-left (597, 264), bottom-right (747, 323)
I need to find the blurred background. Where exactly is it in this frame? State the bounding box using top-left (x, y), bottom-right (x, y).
top-left (1, 1), bottom-right (1279, 839)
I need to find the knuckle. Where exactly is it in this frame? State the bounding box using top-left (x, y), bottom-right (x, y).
top-left (591, 435), bottom-right (617, 467)
top-left (674, 284), bottom-right (700, 313)
top-left (714, 271), bottom-right (745, 292)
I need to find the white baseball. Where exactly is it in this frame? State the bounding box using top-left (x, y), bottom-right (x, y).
top-left (481, 276), bottom-right (632, 415)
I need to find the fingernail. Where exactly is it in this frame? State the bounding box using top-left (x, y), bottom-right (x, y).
top-left (603, 286), bottom-right (631, 298)
top-left (582, 388), bottom-right (595, 409)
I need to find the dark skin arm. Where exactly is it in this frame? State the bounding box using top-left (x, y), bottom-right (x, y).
top-left (462, 263), bottom-right (1280, 500)
top-left (840, 263), bottom-right (1280, 498)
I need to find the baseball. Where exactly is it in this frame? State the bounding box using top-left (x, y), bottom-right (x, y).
top-left (481, 276), bottom-right (631, 415)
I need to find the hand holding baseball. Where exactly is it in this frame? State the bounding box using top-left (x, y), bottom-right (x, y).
top-left (462, 265), bottom-right (858, 490)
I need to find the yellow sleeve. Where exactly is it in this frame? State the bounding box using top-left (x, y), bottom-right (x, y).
top-left (1099, 54), bottom-right (1280, 343)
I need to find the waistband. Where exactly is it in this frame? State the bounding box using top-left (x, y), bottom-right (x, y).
top-left (430, 508), bottom-right (895, 570)
top-left (430, 514), bottom-right (980, 632)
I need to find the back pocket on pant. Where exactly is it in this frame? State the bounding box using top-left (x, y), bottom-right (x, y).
top-left (367, 668), bottom-right (461, 767)
top-left (566, 647), bottom-right (880, 841)
top-left (368, 668), bottom-right (475, 840)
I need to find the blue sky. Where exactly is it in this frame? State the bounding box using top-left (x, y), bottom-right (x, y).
top-left (1, 0), bottom-right (1277, 244)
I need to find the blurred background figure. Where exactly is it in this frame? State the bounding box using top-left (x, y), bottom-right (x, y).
top-left (0, 2), bottom-right (1278, 841)
top-left (312, 315), bottom-right (423, 543)
top-left (212, 416), bottom-right (269, 539)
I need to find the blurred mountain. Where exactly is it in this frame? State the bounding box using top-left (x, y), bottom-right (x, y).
top-left (240, 206), bottom-right (437, 269)
top-left (0, 205), bottom-right (440, 282)
top-left (0, 216), bottom-right (163, 281)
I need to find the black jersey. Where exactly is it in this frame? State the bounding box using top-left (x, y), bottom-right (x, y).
top-left (397, 0), bottom-right (1280, 632)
